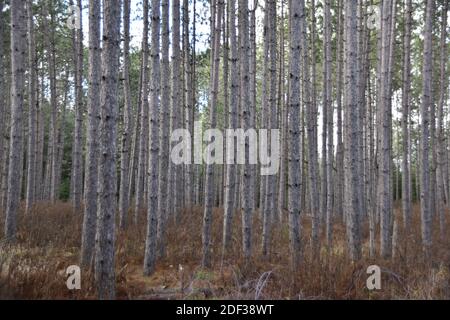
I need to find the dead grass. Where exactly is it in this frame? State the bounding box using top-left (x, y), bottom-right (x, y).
top-left (1, 202), bottom-right (450, 299)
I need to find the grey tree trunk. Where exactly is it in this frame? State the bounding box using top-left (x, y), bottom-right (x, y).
top-left (262, 0), bottom-right (277, 257)
top-left (43, 0), bottom-right (58, 204)
top-left (143, 0), bottom-right (161, 276)
top-left (71, 0), bottom-right (84, 211)
top-left (119, 0), bottom-right (133, 229)
top-left (0, 0), bottom-right (5, 212)
top-left (259, 2), bottom-right (269, 213)
top-left (378, 0), bottom-right (394, 259)
top-left (288, 0), bottom-right (304, 268)
top-left (401, 0), bottom-right (412, 230)
top-left (157, 0), bottom-right (171, 258)
top-left (436, 0), bottom-right (448, 238)
top-left (81, 0), bottom-right (101, 269)
top-left (305, 0), bottom-right (320, 258)
top-left (94, 0), bottom-right (121, 299)
top-left (344, 0), bottom-right (362, 261)
top-left (238, 0), bottom-right (253, 262)
top-left (36, 73), bottom-right (45, 202)
top-left (277, 0), bottom-right (287, 220)
top-left (222, 0), bottom-right (238, 254)
top-left (323, 0), bottom-right (334, 249)
top-left (420, 0), bottom-right (434, 258)
top-left (172, 0), bottom-right (184, 219)
top-left (135, 0), bottom-right (150, 220)
top-left (335, 0), bottom-right (344, 222)
top-left (5, 0), bottom-right (26, 241)
top-left (183, 0), bottom-right (194, 207)
top-left (25, 0), bottom-right (37, 213)
top-left (202, 0), bottom-right (223, 268)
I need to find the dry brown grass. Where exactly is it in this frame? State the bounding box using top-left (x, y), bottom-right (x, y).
top-left (1, 202), bottom-right (450, 299)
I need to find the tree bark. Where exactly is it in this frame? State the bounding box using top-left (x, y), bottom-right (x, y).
top-left (420, 0), bottom-right (434, 258)
top-left (344, 0), bottom-right (362, 261)
top-left (5, 0), bottom-right (26, 241)
top-left (81, 0), bottom-right (101, 269)
top-left (119, 0), bottom-right (133, 229)
top-left (288, 0), bottom-right (304, 268)
top-left (94, 0), bottom-right (121, 299)
top-left (25, 0), bottom-right (37, 213)
top-left (143, 0), bottom-right (161, 276)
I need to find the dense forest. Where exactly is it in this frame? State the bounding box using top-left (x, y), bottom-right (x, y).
top-left (0, 0), bottom-right (449, 300)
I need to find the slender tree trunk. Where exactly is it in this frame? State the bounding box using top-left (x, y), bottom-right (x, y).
top-left (157, 0), bottom-right (171, 258)
top-left (335, 0), bottom-right (344, 222)
top-left (436, 0), bottom-right (448, 238)
top-left (262, 0), bottom-right (277, 257)
top-left (344, 0), bottom-right (362, 261)
top-left (183, 0), bottom-right (194, 207)
top-left (238, 0), bottom-right (253, 262)
top-left (0, 0), bottom-right (5, 212)
top-left (401, 0), bottom-right (412, 230)
top-left (202, 0), bottom-right (223, 268)
top-left (378, 0), bottom-right (394, 259)
top-left (288, 0), bottom-right (304, 268)
top-left (5, 0), bottom-right (26, 241)
top-left (25, 0), bottom-right (37, 213)
top-left (305, 0), bottom-right (320, 258)
top-left (95, 0), bottom-right (121, 299)
top-left (119, 0), bottom-right (133, 229)
top-left (420, 0), bottom-right (434, 258)
top-left (222, 0), bottom-right (238, 254)
top-left (172, 0), bottom-right (184, 219)
top-left (323, 0), bottom-right (333, 249)
top-left (43, 0), bottom-right (58, 204)
top-left (135, 0), bottom-right (150, 220)
top-left (81, 0), bottom-right (101, 269)
top-left (277, 0), bottom-right (287, 220)
top-left (71, 0), bottom-right (84, 211)
top-left (143, 0), bottom-right (161, 276)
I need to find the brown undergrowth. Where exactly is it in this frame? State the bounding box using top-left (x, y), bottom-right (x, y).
top-left (0, 202), bottom-right (450, 299)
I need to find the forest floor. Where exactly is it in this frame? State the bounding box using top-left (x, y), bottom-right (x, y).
top-left (1, 203), bottom-right (450, 299)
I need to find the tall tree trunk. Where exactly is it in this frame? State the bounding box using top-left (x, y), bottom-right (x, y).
top-left (5, 0), bottom-right (26, 241)
top-left (335, 0), bottom-right (344, 222)
top-left (135, 0), bottom-right (150, 220)
top-left (277, 0), bottom-right (287, 220)
top-left (324, 0), bottom-right (334, 249)
top-left (305, 0), bottom-right (320, 258)
top-left (119, 0), bottom-right (133, 229)
top-left (420, 0), bottom-right (434, 258)
top-left (157, 0), bottom-right (171, 258)
top-left (0, 0), bottom-right (5, 212)
top-left (344, 0), bottom-right (362, 261)
top-left (81, 0), bottom-right (101, 269)
top-left (222, 0), bottom-right (238, 254)
top-left (71, 0), bottom-right (84, 211)
top-left (25, 0), bottom-right (37, 213)
top-left (43, 0), bottom-right (58, 204)
top-left (202, 0), bottom-right (223, 268)
top-left (172, 0), bottom-right (184, 219)
top-left (436, 0), bottom-right (448, 238)
top-left (238, 0), bottom-right (252, 262)
top-left (143, 0), bottom-right (161, 276)
top-left (288, 0), bottom-right (304, 268)
top-left (95, 0), bottom-right (121, 299)
top-left (262, 0), bottom-right (277, 257)
top-left (401, 0), bottom-right (412, 230)
top-left (378, 0), bottom-right (394, 259)
top-left (183, 0), bottom-right (194, 207)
